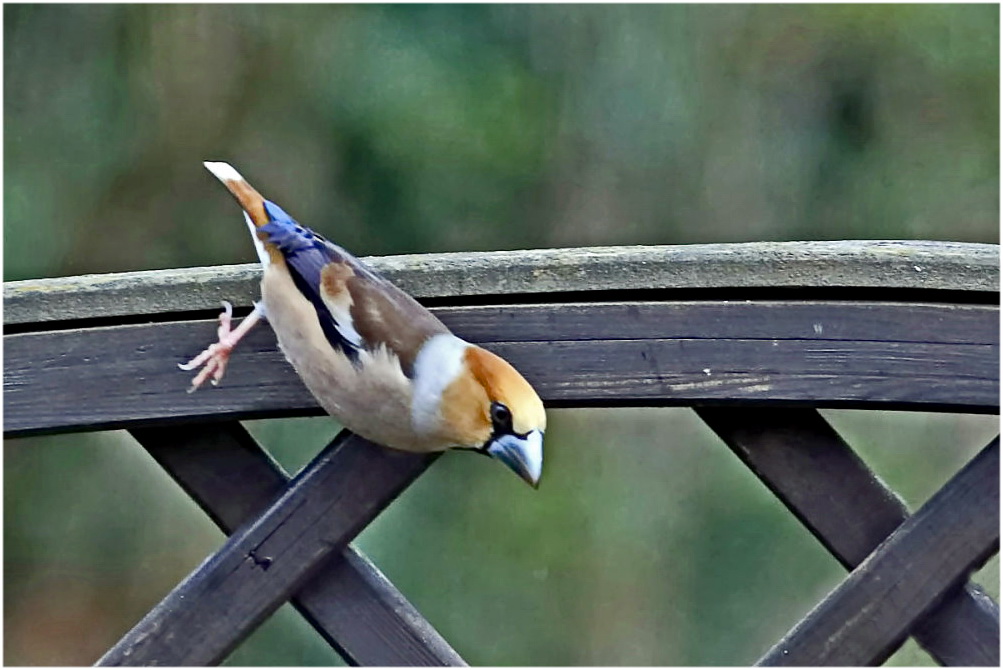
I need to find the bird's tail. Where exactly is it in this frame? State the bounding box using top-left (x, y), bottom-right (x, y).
top-left (204, 161), bottom-right (275, 265)
top-left (203, 162), bottom-right (270, 226)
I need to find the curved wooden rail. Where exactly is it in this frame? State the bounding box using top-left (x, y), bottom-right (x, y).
top-left (4, 241), bottom-right (999, 667)
top-left (4, 240), bottom-right (997, 325)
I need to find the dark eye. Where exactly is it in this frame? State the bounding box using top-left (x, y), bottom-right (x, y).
top-left (490, 402), bottom-right (512, 429)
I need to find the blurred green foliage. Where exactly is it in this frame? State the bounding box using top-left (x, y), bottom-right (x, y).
top-left (3, 3), bottom-right (998, 666)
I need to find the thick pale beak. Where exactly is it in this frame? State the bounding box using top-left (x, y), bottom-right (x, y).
top-left (487, 429), bottom-right (544, 488)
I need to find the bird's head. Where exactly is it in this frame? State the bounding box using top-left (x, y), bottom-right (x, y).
top-left (415, 337), bottom-right (546, 487)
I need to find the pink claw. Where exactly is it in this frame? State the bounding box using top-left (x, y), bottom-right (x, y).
top-left (179, 301), bottom-right (263, 393)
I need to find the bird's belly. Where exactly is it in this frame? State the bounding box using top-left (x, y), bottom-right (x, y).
top-left (261, 268), bottom-right (443, 453)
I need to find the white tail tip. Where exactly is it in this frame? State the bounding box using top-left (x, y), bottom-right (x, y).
top-left (203, 161), bottom-right (245, 184)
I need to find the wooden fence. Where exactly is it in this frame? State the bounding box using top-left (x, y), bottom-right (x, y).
top-left (4, 240), bottom-right (999, 665)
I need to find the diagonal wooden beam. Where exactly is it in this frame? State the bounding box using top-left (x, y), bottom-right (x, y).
top-left (696, 408), bottom-right (999, 666)
top-left (126, 423), bottom-right (465, 666)
top-left (96, 428), bottom-right (440, 666)
top-left (756, 437), bottom-right (999, 666)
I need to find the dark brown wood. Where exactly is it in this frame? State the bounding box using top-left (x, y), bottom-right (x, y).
top-left (298, 548), bottom-right (463, 667)
top-left (696, 407), bottom-right (1000, 666)
top-left (96, 430), bottom-right (437, 666)
top-left (757, 438), bottom-right (1000, 666)
top-left (5, 301), bottom-right (997, 436)
top-left (437, 301), bottom-right (999, 345)
top-left (910, 583), bottom-right (1001, 668)
top-left (129, 423), bottom-right (464, 666)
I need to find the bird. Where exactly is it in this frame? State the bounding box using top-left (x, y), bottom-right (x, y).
top-left (180, 162), bottom-right (546, 487)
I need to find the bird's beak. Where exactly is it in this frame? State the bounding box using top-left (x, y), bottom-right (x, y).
top-left (487, 429), bottom-right (544, 488)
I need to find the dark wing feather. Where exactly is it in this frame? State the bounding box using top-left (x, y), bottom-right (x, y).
top-left (258, 200), bottom-right (448, 375)
top-left (259, 201), bottom-right (362, 361)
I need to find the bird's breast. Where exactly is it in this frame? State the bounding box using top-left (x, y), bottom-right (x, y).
top-left (260, 266), bottom-right (445, 452)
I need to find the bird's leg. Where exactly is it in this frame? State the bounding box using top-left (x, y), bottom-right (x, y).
top-left (179, 301), bottom-right (266, 392)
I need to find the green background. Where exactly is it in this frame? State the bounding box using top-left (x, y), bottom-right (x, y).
top-left (4, 4), bottom-right (999, 665)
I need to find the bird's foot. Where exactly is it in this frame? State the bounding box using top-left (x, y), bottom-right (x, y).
top-left (179, 301), bottom-right (255, 393)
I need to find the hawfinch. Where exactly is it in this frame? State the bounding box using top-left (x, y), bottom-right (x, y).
top-left (180, 162), bottom-right (546, 487)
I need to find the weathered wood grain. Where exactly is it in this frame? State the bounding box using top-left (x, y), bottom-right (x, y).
top-left (435, 300), bottom-right (999, 345)
top-left (757, 438), bottom-right (1000, 666)
top-left (910, 584), bottom-right (1001, 668)
top-left (914, 581), bottom-right (998, 665)
top-left (696, 408), bottom-right (999, 666)
top-left (5, 241), bottom-right (997, 325)
top-left (96, 430), bottom-right (437, 666)
top-left (4, 301), bottom-right (997, 436)
top-left (129, 423), bottom-right (464, 666)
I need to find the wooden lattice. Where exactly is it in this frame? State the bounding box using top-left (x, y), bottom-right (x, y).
top-left (4, 241), bottom-right (998, 666)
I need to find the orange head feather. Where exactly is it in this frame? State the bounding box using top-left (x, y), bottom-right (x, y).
top-left (463, 346), bottom-right (546, 435)
top-left (437, 345), bottom-right (545, 447)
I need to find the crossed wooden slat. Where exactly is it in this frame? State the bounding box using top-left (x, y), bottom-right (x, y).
top-left (698, 409), bottom-right (999, 665)
top-left (121, 424), bottom-right (456, 666)
top-left (4, 242), bottom-right (998, 665)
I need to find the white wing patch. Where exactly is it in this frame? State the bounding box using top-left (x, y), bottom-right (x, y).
top-left (318, 274), bottom-right (365, 350)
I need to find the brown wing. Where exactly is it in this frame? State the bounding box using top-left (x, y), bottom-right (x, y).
top-left (319, 260), bottom-right (449, 377)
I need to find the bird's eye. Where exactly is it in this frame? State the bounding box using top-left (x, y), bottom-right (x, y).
top-left (490, 402), bottom-right (512, 429)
